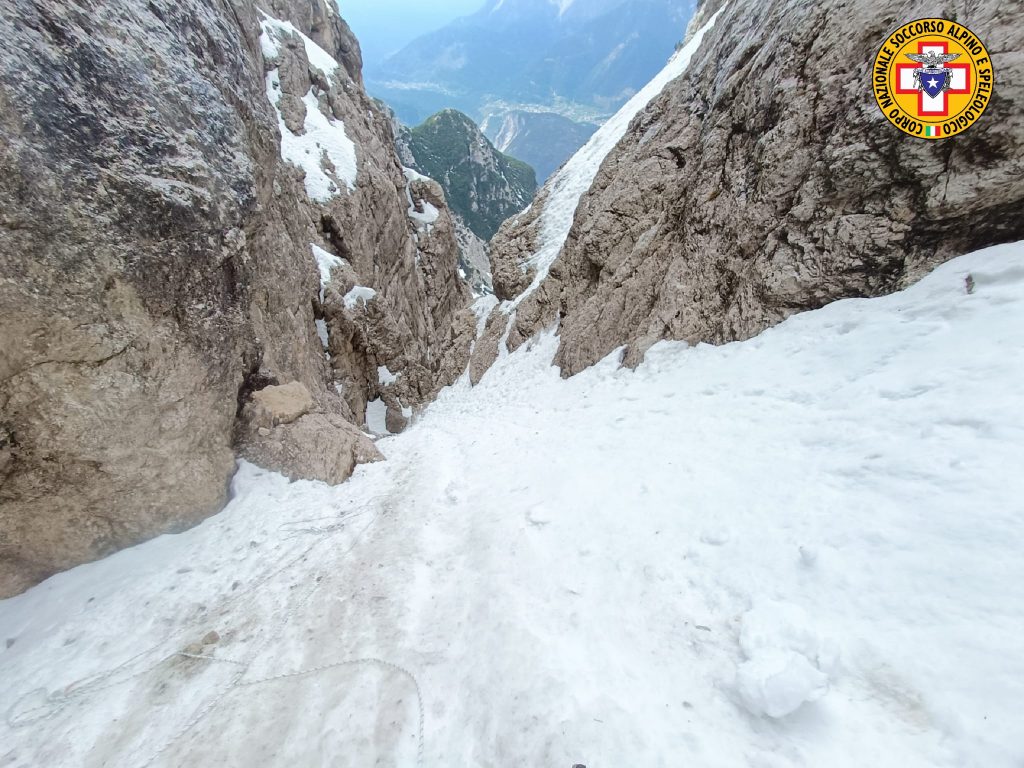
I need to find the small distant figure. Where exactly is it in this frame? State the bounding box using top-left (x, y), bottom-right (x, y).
top-left (965, 274), bottom-right (976, 295)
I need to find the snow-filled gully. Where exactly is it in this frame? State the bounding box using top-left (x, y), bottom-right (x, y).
top-left (2, 243), bottom-right (1024, 767)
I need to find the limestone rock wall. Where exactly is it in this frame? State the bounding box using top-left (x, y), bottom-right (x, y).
top-left (0, 0), bottom-right (470, 595)
top-left (483, 0), bottom-right (1024, 377)
top-left (258, 4), bottom-right (472, 433)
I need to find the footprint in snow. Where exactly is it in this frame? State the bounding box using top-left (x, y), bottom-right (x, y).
top-left (525, 506), bottom-right (551, 528)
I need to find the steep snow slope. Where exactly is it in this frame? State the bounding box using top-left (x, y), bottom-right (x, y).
top-left (2, 243), bottom-right (1023, 766)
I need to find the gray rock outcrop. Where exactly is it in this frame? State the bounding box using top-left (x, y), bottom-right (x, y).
top-left (0, 0), bottom-right (470, 595)
top-left (482, 0), bottom-right (1024, 378)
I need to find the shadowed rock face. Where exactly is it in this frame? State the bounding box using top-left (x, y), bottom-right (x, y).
top-left (0, 0), bottom-right (470, 595)
top-left (484, 0), bottom-right (1024, 378)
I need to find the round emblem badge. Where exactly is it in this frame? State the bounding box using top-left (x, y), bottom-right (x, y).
top-left (873, 18), bottom-right (994, 139)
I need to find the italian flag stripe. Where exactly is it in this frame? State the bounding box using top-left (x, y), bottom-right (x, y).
top-left (925, 125), bottom-right (941, 138)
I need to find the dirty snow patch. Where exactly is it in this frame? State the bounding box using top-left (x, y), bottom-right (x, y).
top-left (4, 243), bottom-right (1024, 767)
top-left (259, 12), bottom-right (339, 78)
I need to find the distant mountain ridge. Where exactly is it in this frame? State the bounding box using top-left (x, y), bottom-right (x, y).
top-left (368, 0), bottom-right (696, 126)
top-left (400, 109), bottom-right (537, 243)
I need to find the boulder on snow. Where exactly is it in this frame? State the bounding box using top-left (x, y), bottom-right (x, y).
top-left (237, 412), bottom-right (383, 486)
top-left (246, 382), bottom-right (315, 429)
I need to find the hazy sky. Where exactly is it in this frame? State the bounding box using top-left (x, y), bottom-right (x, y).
top-left (337, 0), bottom-right (485, 68)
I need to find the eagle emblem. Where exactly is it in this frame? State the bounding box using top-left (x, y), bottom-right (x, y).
top-left (905, 52), bottom-right (962, 98)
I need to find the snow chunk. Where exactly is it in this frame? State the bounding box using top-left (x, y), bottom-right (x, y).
top-left (344, 286), bottom-right (377, 309)
top-left (736, 649), bottom-right (829, 718)
top-left (377, 366), bottom-right (399, 386)
top-left (740, 601), bottom-right (835, 669)
top-left (735, 601), bottom-right (835, 718)
top-left (513, 6), bottom-right (726, 307)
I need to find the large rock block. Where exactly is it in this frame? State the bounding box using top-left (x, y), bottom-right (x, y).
top-left (247, 382), bottom-right (315, 428)
top-left (238, 411), bottom-right (383, 486)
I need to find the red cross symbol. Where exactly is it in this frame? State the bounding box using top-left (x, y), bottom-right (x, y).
top-left (895, 41), bottom-right (971, 117)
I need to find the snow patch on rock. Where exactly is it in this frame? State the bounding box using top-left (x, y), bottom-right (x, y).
top-left (315, 319), bottom-right (330, 350)
top-left (311, 243), bottom-right (346, 300)
top-left (260, 16), bottom-right (358, 202)
top-left (259, 12), bottom-right (340, 78)
top-left (402, 166), bottom-right (431, 184)
top-left (365, 397), bottom-right (390, 435)
top-left (735, 600), bottom-right (836, 718)
top-left (343, 286), bottom-right (377, 309)
top-left (402, 168), bottom-right (441, 232)
top-left (408, 199), bottom-right (440, 229)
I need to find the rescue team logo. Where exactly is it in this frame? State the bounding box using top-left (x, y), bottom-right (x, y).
top-left (873, 18), bottom-right (994, 139)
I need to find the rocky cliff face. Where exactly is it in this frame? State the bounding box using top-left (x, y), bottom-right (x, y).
top-left (0, 0), bottom-right (471, 596)
top-left (481, 0), bottom-right (1024, 379)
